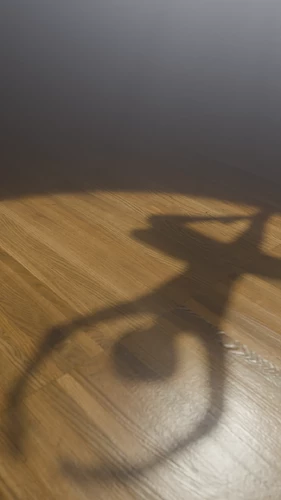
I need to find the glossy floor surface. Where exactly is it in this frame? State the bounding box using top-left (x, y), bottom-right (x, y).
top-left (0, 155), bottom-right (281, 499)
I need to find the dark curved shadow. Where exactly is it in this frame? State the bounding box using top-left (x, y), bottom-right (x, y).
top-left (7, 303), bottom-right (225, 478)
top-left (6, 209), bottom-right (281, 483)
top-left (60, 309), bottom-right (224, 482)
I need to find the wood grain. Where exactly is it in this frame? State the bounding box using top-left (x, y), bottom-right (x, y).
top-left (0, 161), bottom-right (281, 498)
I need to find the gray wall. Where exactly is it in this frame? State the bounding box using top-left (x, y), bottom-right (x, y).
top-left (3, 1), bottom-right (281, 179)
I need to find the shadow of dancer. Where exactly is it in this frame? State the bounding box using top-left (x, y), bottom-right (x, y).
top-left (7, 210), bottom-right (280, 482)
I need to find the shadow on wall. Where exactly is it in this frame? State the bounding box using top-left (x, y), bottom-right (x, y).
top-left (7, 209), bottom-right (281, 482)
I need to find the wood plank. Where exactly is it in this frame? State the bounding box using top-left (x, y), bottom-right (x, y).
top-left (0, 162), bottom-right (281, 498)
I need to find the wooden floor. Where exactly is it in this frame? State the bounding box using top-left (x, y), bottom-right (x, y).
top-left (0, 155), bottom-right (281, 499)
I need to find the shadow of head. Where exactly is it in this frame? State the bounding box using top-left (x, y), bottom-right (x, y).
top-left (111, 325), bottom-right (177, 380)
top-left (61, 309), bottom-right (225, 484)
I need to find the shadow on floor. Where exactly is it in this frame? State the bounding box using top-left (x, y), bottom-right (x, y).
top-left (6, 208), bottom-right (281, 482)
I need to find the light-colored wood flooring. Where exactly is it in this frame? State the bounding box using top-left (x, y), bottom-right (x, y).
top-left (0, 156), bottom-right (281, 499)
